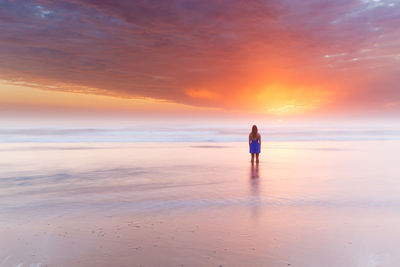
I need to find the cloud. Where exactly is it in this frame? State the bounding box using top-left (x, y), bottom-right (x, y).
top-left (185, 88), bottom-right (220, 100)
top-left (0, 0), bottom-right (399, 115)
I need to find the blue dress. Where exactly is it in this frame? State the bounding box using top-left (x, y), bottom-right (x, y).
top-left (250, 138), bottom-right (260, 154)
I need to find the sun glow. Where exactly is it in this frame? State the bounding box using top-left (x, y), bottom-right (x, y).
top-left (244, 84), bottom-right (333, 115)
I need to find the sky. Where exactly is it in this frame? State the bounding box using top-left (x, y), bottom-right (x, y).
top-left (0, 0), bottom-right (399, 120)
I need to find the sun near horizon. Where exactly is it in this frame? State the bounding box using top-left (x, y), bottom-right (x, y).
top-left (0, 0), bottom-right (399, 121)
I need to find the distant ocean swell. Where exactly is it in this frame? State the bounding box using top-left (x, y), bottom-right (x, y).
top-left (1, 126), bottom-right (400, 142)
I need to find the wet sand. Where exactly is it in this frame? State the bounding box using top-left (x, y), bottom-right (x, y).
top-left (1, 141), bottom-right (400, 266)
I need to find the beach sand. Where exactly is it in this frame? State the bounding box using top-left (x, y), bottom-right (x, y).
top-left (1, 141), bottom-right (400, 266)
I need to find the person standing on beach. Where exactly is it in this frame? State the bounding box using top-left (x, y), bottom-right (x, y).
top-left (249, 125), bottom-right (261, 164)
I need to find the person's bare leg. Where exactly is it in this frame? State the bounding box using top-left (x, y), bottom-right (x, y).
top-left (256, 153), bottom-right (259, 163)
top-left (251, 153), bottom-right (254, 164)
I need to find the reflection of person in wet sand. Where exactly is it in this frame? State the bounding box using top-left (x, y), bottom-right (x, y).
top-left (249, 163), bottom-right (261, 217)
top-left (249, 125), bottom-right (261, 164)
top-left (250, 162), bottom-right (259, 179)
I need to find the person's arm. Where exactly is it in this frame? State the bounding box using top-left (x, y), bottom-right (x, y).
top-left (249, 134), bottom-right (251, 147)
top-left (258, 134), bottom-right (261, 149)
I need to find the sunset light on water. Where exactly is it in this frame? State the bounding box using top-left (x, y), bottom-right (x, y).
top-left (1, 0), bottom-right (400, 266)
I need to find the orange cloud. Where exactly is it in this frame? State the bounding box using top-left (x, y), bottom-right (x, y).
top-left (185, 89), bottom-right (220, 100)
top-left (0, 80), bottom-right (217, 116)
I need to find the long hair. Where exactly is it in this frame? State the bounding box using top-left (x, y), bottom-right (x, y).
top-left (251, 125), bottom-right (258, 139)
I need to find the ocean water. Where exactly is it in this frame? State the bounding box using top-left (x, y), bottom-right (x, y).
top-left (1, 123), bottom-right (400, 142)
top-left (1, 137), bottom-right (400, 266)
